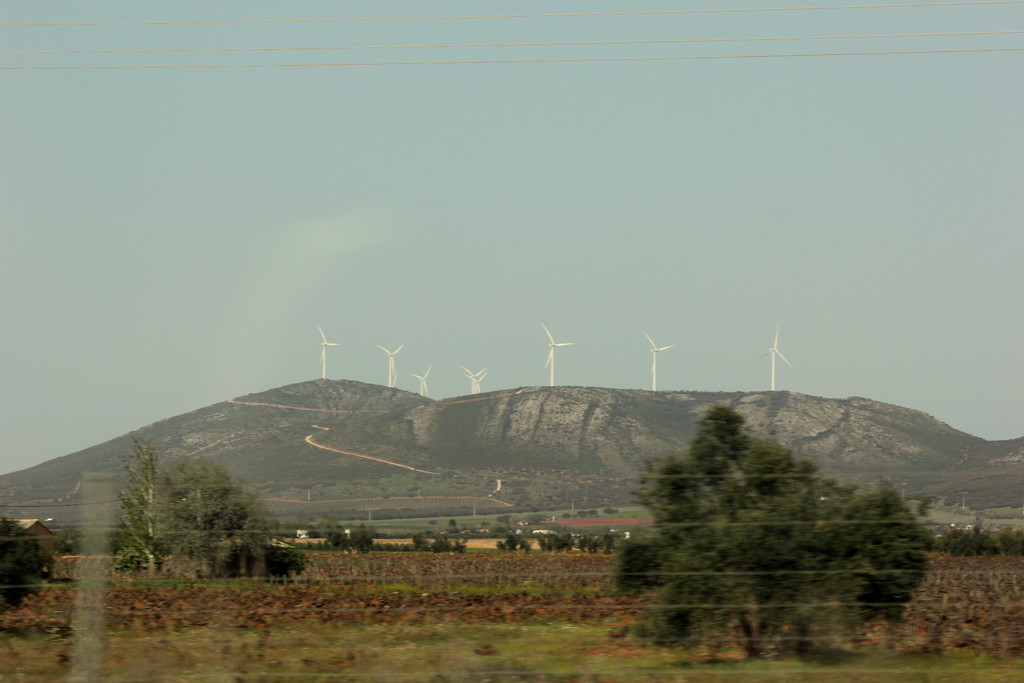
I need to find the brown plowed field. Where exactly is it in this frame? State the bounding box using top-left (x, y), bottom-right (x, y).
top-left (8, 554), bottom-right (1024, 655)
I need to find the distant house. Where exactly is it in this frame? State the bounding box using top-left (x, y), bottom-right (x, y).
top-left (12, 519), bottom-right (56, 555)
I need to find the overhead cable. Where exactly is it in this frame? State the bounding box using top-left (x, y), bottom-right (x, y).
top-left (3, 30), bottom-right (1021, 55)
top-left (2, 1), bottom-right (1022, 28)
top-left (2, 47), bottom-right (1021, 69)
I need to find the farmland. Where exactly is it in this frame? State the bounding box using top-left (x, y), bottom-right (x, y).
top-left (3, 553), bottom-right (1024, 680)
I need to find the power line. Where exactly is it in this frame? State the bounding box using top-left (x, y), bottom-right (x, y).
top-left (0, 499), bottom-right (120, 508)
top-left (3, 30), bottom-right (1020, 55)
top-left (2, 47), bottom-right (1021, 70)
top-left (1, 1), bottom-right (1022, 28)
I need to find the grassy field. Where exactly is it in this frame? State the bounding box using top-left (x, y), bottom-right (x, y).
top-left (5, 623), bottom-right (1024, 681)
top-left (340, 505), bottom-right (649, 526)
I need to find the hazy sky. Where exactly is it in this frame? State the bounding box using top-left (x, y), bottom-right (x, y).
top-left (2, 1), bottom-right (1021, 476)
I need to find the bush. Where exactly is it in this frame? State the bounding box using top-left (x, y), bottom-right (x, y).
top-left (411, 534), bottom-right (465, 553)
top-left (264, 543), bottom-right (309, 577)
top-left (114, 546), bottom-right (160, 573)
top-left (576, 533), bottom-right (617, 554)
top-left (537, 533), bottom-right (575, 552)
top-left (496, 533), bottom-right (531, 552)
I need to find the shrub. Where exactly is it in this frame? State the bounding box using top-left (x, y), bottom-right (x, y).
top-left (264, 543), bottom-right (309, 577)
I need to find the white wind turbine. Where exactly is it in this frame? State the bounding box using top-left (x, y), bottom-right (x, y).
top-left (763, 326), bottom-right (792, 391)
top-left (411, 367), bottom-right (431, 397)
top-left (377, 344), bottom-right (405, 388)
top-left (317, 326), bottom-right (339, 380)
top-left (542, 323), bottom-right (573, 387)
top-left (462, 367), bottom-right (487, 394)
top-left (643, 332), bottom-right (673, 391)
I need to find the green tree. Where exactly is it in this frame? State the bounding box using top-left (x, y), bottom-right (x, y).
top-left (310, 515), bottom-right (339, 539)
top-left (537, 532), bottom-right (575, 552)
top-left (0, 518), bottom-right (50, 610)
top-left (156, 458), bottom-right (272, 577)
top-left (616, 405), bottom-right (929, 657)
top-left (264, 542), bottom-right (309, 578)
top-left (495, 532), bottom-right (531, 551)
top-left (326, 525), bottom-right (375, 553)
top-left (117, 438), bottom-right (161, 573)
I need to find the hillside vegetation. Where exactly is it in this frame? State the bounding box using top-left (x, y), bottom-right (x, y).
top-left (1, 379), bottom-right (1021, 518)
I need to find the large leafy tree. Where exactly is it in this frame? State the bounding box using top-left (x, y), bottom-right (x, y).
top-left (156, 458), bottom-right (272, 578)
top-left (616, 405), bottom-right (929, 657)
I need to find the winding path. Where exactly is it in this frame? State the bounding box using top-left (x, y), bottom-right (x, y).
top-left (231, 388), bottom-right (540, 480)
top-left (303, 433), bottom-right (439, 475)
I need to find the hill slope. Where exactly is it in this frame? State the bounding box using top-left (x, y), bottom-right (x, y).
top-left (1, 380), bottom-right (1021, 518)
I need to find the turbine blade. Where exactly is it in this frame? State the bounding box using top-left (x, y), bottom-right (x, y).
top-left (643, 331), bottom-right (656, 349)
top-left (555, 342), bottom-right (574, 347)
top-left (545, 348), bottom-right (554, 368)
top-left (541, 323), bottom-right (555, 344)
top-left (658, 345), bottom-right (674, 352)
top-left (395, 344), bottom-right (405, 354)
top-left (318, 326), bottom-right (328, 343)
top-left (777, 349), bottom-right (792, 366)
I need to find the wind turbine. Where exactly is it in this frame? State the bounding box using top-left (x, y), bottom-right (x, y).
top-left (643, 332), bottom-right (673, 391)
top-left (763, 327), bottom-right (791, 391)
top-left (542, 323), bottom-right (573, 387)
top-left (411, 367), bottom-right (431, 397)
top-left (317, 326), bottom-right (339, 380)
top-left (462, 367), bottom-right (487, 394)
top-left (377, 344), bottom-right (405, 388)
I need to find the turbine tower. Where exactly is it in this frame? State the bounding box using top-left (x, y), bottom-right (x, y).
top-left (317, 326), bottom-right (339, 380)
top-left (377, 344), bottom-right (405, 388)
top-left (763, 327), bottom-right (791, 391)
top-left (462, 367), bottom-right (487, 394)
top-left (542, 323), bottom-right (573, 387)
top-left (643, 331), bottom-right (673, 391)
top-left (411, 367), bottom-right (431, 397)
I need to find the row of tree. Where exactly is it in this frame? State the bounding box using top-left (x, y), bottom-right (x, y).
top-left (933, 526), bottom-right (1024, 556)
top-left (536, 532), bottom-right (618, 553)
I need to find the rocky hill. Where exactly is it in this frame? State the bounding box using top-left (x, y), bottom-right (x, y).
top-left (1, 380), bottom-right (1021, 519)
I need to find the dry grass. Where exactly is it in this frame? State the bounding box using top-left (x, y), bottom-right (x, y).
top-left (5, 623), bottom-right (1024, 681)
